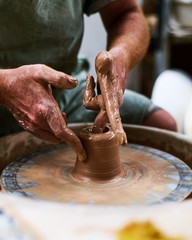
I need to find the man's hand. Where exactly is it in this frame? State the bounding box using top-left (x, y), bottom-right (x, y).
top-left (96, 49), bottom-right (127, 106)
top-left (0, 64), bottom-right (86, 161)
top-left (94, 51), bottom-right (127, 145)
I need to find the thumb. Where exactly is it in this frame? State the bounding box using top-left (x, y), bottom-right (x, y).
top-left (35, 65), bottom-right (78, 89)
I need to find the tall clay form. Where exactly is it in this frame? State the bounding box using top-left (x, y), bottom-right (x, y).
top-left (71, 126), bottom-right (125, 183)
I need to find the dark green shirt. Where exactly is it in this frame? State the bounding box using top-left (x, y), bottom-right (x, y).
top-left (0, 0), bottom-right (114, 73)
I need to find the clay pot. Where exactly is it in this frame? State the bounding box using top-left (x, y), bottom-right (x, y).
top-left (71, 126), bottom-right (125, 183)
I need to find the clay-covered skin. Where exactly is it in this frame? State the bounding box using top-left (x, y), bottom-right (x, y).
top-left (0, 64), bottom-right (86, 161)
top-left (83, 75), bottom-right (108, 133)
top-left (84, 51), bottom-right (127, 145)
top-left (95, 1), bottom-right (150, 143)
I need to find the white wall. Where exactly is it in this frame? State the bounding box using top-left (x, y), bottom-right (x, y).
top-left (79, 14), bottom-right (106, 77)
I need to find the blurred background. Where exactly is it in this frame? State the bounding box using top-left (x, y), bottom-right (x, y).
top-left (80, 0), bottom-right (192, 136)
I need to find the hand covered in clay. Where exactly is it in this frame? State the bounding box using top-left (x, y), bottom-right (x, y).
top-left (96, 50), bottom-right (127, 106)
top-left (0, 64), bottom-right (86, 161)
top-left (84, 51), bottom-right (127, 145)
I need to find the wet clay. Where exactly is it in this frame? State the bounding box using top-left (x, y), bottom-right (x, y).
top-left (2, 140), bottom-right (192, 205)
top-left (95, 52), bottom-right (127, 145)
top-left (1, 124), bottom-right (192, 204)
top-left (83, 51), bottom-right (127, 145)
top-left (78, 51), bottom-right (128, 183)
top-left (71, 126), bottom-right (125, 183)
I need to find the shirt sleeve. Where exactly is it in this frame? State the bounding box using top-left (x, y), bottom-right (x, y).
top-left (84, 0), bottom-right (115, 16)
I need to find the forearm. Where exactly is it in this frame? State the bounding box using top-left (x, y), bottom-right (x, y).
top-left (100, 2), bottom-right (150, 73)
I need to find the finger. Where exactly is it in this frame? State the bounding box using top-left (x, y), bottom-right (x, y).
top-left (101, 52), bottom-right (125, 106)
top-left (58, 127), bottom-right (87, 161)
top-left (96, 74), bottom-right (127, 145)
top-left (118, 89), bottom-right (124, 106)
top-left (15, 113), bottom-right (61, 143)
top-left (27, 128), bottom-right (61, 144)
top-left (95, 51), bottom-right (127, 144)
top-left (45, 107), bottom-right (86, 161)
top-left (95, 51), bottom-right (112, 74)
top-left (111, 76), bottom-right (125, 106)
top-left (83, 75), bottom-right (100, 111)
top-left (92, 110), bottom-right (108, 133)
top-left (34, 65), bottom-right (78, 89)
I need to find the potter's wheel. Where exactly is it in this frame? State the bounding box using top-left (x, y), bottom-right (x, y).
top-left (1, 134), bottom-right (192, 206)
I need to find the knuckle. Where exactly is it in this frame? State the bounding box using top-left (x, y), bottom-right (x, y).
top-left (32, 103), bottom-right (49, 122)
top-left (32, 64), bottom-right (46, 79)
top-left (37, 103), bottom-right (52, 117)
top-left (18, 64), bottom-right (47, 80)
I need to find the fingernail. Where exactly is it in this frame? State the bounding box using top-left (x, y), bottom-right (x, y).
top-left (69, 77), bottom-right (78, 84)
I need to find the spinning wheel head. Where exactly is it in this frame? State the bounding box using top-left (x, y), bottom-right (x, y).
top-left (1, 142), bottom-right (192, 205)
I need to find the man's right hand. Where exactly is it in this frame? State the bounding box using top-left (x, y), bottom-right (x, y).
top-left (0, 64), bottom-right (86, 161)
